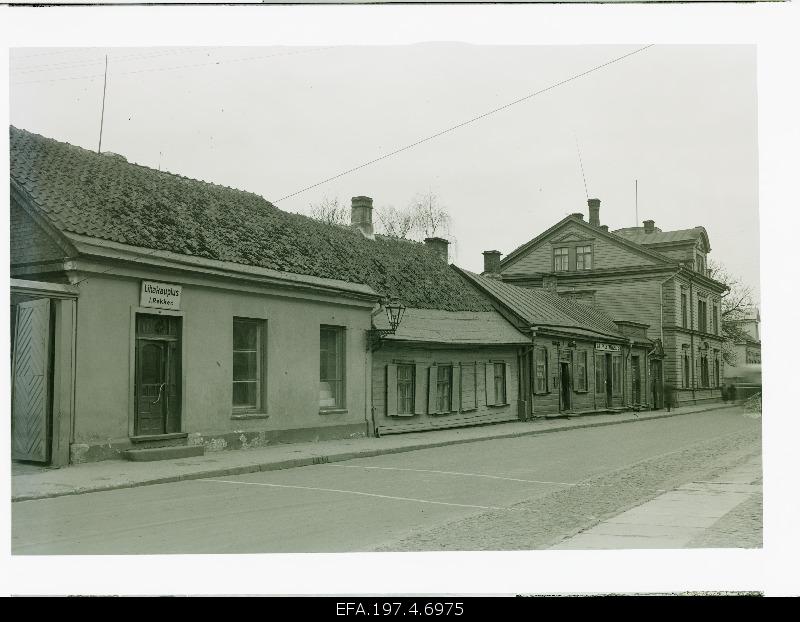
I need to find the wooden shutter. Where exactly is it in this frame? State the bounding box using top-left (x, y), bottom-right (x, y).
top-left (451, 365), bottom-right (461, 412)
top-left (385, 364), bottom-right (397, 417)
top-left (428, 366), bottom-right (438, 414)
top-left (503, 362), bottom-right (510, 405)
top-left (485, 361), bottom-right (496, 406)
top-left (11, 299), bottom-right (51, 462)
top-left (414, 364), bottom-right (426, 415)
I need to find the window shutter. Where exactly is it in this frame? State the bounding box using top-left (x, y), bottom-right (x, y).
top-left (414, 364), bottom-right (427, 415)
top-left (485, 362), bottom-right (496, 406)
top-left (451, 364), bottom-right (461, 412)
top-left (386, 364), bottom-right (397, 417)
top-left (503, 362), bottom-right (510, 405)
top-left (428, 366), bottom-right (438, 414)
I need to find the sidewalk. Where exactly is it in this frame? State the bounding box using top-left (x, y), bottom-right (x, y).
top-left (11, 403), bottom-right (737, 502)
top-left (552, 452), bottom-right (762, 549)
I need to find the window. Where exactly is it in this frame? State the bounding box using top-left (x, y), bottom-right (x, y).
top-left (612, 356), bottom-right (622, 396)
top-left (700, 351), bottom-right (710, 388)
top-left (535, 348), bottom-right (548, 393)
top-left (232, 318), bottom-right (265, 412)
top-left (576, 351), bottom-right (588, 391)
top-left (714, 355), bottom-right (721, 388)
top-left (682, 351), bottom-right (691, 388)
top-left (493, 362), bottom-right (507, 405)
top-left (696, 254), bottom-right (706, 274)
top-left (698, 299), bottom-right (708, 333)
top-left (681, 292), bottom-right (688, 328)
top-left (575, 245), bottom-right (593, 270)
top-left (320, 326), bottom-right (345, 409)
top-left (553, 247), bottom-right (569, 272)
top-left (713, 304), bottom-right (719, 335)
top-left (397, 364), bottom-right (414, 415)
top-left (436, 365), bottom-right (452, 413)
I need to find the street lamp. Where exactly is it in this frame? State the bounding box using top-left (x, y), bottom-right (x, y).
top-left (368, 299), bottom-right (406, 351)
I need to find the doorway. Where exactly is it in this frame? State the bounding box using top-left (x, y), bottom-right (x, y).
top-left (135, 314), bottom-right (181, 436)
top-left (631, 355), bottom-right (641, 405)
top-left (560, 361), bottom-right (571, 411)
top-left (651, 359), bottom-right (663, 409)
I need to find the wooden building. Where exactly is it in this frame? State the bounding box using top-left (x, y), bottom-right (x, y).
top-left (489, 199), bottom-right (728, 407)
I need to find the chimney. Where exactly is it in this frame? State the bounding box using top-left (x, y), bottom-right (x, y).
top-left (351, 196), bottom-right (374, 239)
top-left (600, 225), bottom-right (609, 232)
top-left (482, 250), bottom-right (502, 275)
top-left (643, 219), bottom-right (655, 233)
top-left (588, 198), bottom-right (601, 227)
top-left (424, 237), bottom-right (449, 263)
top-left (569, 213), bottom-right (584, 220)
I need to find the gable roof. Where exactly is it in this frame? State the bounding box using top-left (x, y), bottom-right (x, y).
top-left (500, 214), bottom-right (676, 271)
top-left (455, 268), bottom-right (626, 340)
top-left (10, 126), bottom-right (491, 312)
top-left (373, 308), bottom-right (529, 345)
top-left (613, 226), bottom-right (711, 251)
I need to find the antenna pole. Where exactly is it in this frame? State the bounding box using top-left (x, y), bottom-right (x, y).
top-left (97, 55), bottom-right (108, 154)
top-left (635, 179), bottom-right (638, 226)
top-left (575, 133), bottom-right (588, 201)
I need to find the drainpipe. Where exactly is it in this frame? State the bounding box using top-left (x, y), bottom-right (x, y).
top-left (530, 328), bottom-right (537, 418)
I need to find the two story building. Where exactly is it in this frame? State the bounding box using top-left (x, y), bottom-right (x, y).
top-left (492, 199), bottom-right (729, 407)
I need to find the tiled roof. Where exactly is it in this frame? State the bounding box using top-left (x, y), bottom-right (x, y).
top-left (10, 126), bottom-right (491, 312)
top-left (455, 269), bottom-right (624, 339)
top-left (613, 226), bottom-right (709, 248)
top-left (373, 308), bottom-right (529, 345)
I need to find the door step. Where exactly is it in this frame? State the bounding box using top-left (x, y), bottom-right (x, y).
top-left (123, 445), bottom-right (205, 462)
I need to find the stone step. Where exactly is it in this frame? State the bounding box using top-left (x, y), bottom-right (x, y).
top-left (123, 445), bottom-right (205, 462)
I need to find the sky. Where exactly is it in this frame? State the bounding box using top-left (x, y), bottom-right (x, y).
top-left (9, 43), bottom-right (760, 298)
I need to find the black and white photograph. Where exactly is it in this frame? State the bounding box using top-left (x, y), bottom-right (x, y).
top-left (2, 4), bottom-right (798, 598)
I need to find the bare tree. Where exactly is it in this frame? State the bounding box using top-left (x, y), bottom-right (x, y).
top-left (410, 190), bottom-right (450, 238)
top-left (374, 205), bottom-right (415, 239)
top-left (709, 259), bottom-right (758, 365)
top-left (308, 196), bottom-right (348, 226)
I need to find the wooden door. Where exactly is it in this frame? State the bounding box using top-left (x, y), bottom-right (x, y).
top-left (11, 299), bottom-right (52, 462)
top-left (631, 356), bottom-right (641, 404)
top-left (135, 314), bottom-right (181, 436)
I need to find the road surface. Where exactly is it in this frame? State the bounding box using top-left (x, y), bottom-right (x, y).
top-left (12, 407), bottom-right (761, 554)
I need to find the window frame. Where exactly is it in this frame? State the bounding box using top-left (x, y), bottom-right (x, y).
top-left (553, 247), bottom-right (570, 272)
top-left (396, 363), bottom-right (415, 415)
top-left (232, 317), bottom-right (267, 415)
top-left (534, 347), bottom-right (549, 394)
top-left (435, 364), bottom-right (453, 414)
top-left (493, 362), bottom-right (507, 405)
top-left (698, 298), bottom-right (708, 334)
top-left (681, 291), bottom-right (688, 329)
top-left (575, 245), bottom-right (593, 271)
top-left (319, 325), bottom-right (346, 411)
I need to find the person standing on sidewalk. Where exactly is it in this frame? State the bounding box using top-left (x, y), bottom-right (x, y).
top-left (664, 381), bottom-right (677, 412)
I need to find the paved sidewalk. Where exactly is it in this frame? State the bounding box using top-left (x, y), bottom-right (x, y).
top-left (11, 403), bottom-right (736, 502)
top-left (552, 453), bottom-right (762, 549)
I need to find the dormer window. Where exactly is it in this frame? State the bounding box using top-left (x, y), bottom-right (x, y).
top-left (695, 253), bottom-right (706, 275)
top-left (553, 247), bottom-right (569, 272)
top-left (576, 245), bottom-right (593, 270)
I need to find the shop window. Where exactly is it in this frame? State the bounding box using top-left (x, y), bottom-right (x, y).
top-left (535, 348), bottom-right (549, 393)
top-left (553, 247), bottom-right (569, 272)
top-left (576, 351), bottom-right (588, 391)
top-left (575, 245), bottom-right (593, 270)
top-left (320, 326), bottom-right (345, 410)
top-left (232, 318), bottom-right (265, 412)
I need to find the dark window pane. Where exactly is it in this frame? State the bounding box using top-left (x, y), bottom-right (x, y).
top-left (233, 381), bottom-right (257, 407)
top-left (233, 321), bottom-right (258, 350)
top-left (233, 351), bottom-right (258, 381)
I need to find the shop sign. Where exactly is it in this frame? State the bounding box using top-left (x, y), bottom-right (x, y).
top-left (140, 280), bottom-right (182, 310)
top-left (595, 343), bottom-right (621, 352)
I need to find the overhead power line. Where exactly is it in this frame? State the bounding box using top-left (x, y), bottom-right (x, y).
top-left (274, 44), bottom-right (655, 203)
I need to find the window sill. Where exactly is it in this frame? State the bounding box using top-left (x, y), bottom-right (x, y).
top-left (533, 391), bottom-right (551, 396)
top-left (319, 408), bottom-right (348, 415)
top-left (231, 412), bottom-right (269, 420)
top-left (459, 407), bottom-right (478, 414)
top-left (573, 389), bottom-right (589, 394)
top-left (487, 403), bottom-right (510, 408)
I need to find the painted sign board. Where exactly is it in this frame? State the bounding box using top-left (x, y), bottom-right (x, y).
top-left (595, 343), bottom-right (621, 352)
top-left (140, 281), bottom-right (182, 310)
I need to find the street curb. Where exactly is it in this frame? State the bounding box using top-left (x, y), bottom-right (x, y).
top-left (12, 404), bottom-right (736, 502)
